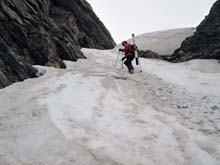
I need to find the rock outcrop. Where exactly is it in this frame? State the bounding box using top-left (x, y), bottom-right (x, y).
top-left (138, 50), bottom-right (175, 61)
top-left (139, 50), bottom-right (162, 59)
top-left (0, 0), bottom-right (115, 88)
top-left (170, 0), bottom-right (220, 62)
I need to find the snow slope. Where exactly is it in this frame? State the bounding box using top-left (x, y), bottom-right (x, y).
top-left (141, 59), bottom-right (220, 96)
top-left (115, 27), bottom-right (196, 55)
top-left (0, 48), bottom-right (220, 165)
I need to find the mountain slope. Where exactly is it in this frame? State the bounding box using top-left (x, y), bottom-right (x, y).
top-left (0, 0), bottom-right (115, 88)
top-left (0, 48), bottom-right (220, 164)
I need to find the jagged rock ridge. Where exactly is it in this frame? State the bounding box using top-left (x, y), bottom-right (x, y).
top-left (171, 0), bottom-right (220, 62)
top-left (0, 0), bottom-right (115, 88)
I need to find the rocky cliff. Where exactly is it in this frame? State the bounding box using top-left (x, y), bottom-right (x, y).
top-left (171, 0), bottom-right (220, 62)
top-left (0, 0), bottom-right (115, 88)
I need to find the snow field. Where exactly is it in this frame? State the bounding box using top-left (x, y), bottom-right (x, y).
top-left (0, 29), bottom-right (220, 164)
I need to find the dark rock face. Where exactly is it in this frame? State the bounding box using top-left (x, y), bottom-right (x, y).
top-left (0, 0), bottom-right (115, 88)
top-left (51, 0), bottom-right (115, 49)
top-left (139, 50), bottom-right (163, 59)
top-left (0, 39), bottom-right (37, 88)
top-left (138, 50), bottom-right (174, 61)
top-left (170, 0), bottom-right (220, 62)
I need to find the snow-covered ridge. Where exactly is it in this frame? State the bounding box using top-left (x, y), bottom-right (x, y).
top-left (115, 27), bottom-right (196, 55)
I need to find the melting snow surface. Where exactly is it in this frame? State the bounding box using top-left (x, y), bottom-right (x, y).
top-left (0, 47), bottom-right (220, 165)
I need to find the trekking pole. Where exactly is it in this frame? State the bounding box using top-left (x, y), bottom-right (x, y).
top-left (115, 51), bottom-right (120, 69)
top-left (139, 58), bottom-right (142, 72)
top-left (122, 60), bottom-right (124, 70)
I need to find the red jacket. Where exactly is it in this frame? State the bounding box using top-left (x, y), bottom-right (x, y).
top-left (122, 43), bottom-right (133, 57)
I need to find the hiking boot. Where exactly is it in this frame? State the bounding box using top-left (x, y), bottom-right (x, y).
top-left (129, 69), bottom-right (134, 74)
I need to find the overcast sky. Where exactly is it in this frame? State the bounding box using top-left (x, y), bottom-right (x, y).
top-left (87, 0), bottom-right (216, 44)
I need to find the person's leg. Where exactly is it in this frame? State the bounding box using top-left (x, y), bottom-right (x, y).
top-left (124, 59), bottom-right (129, 68)
top-left (124, 59), bottom-right (132, 72)
top-left (126, 57), bottom-right (134, 73)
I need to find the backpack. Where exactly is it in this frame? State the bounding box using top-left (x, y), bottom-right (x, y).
top-left (131, 44), bottom-right (137, 52)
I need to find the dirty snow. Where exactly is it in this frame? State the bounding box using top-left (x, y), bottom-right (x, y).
top-left (141, 59), bottom-right (220, 96)
top-left (0, 48), bottom-right (220, 165)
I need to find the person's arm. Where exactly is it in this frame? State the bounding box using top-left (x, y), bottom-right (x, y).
top-left (119, 48), bottom-right (126, 60)
top-left (121, 56), bottom-right (126, 61)
top-left (119, 48), bottom-right (124, 52)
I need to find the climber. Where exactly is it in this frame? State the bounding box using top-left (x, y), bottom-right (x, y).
top-left (119, 41), bottom-right (135, 74)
